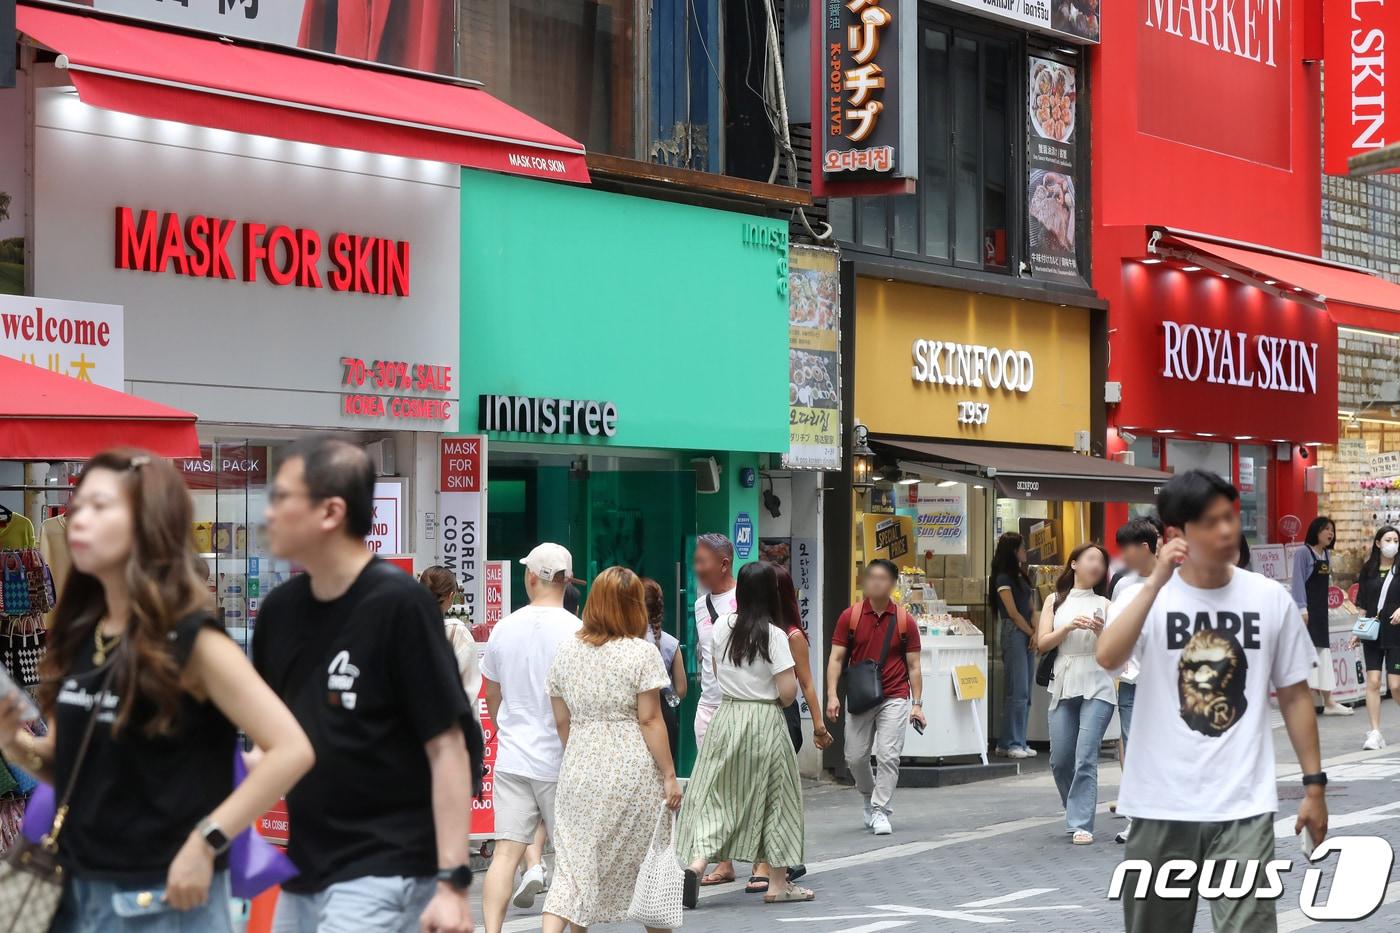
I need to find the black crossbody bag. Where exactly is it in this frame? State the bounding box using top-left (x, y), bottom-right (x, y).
top-left (843, 607), bottom-right (900, 716)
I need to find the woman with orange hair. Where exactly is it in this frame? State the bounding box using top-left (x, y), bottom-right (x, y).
top-left (541, 566), bottom-right (683, 932)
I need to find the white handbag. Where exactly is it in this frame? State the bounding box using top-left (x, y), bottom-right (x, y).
top-left (626, 809), bottom-right (685, 929)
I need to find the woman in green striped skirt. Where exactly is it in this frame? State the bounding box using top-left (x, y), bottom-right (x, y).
top-left (677, 561), bottom-right (814, 906)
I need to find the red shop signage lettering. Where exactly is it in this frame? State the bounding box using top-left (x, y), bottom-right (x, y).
top-left (1323, 0), bottom-right (1398, 174)
top-left (114, 207), bottom-right (411, 297)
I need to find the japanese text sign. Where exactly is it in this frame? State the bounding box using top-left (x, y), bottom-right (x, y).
top-left (821, 0), bottom-right (916, 181)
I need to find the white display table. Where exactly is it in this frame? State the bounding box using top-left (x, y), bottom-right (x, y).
top-left (902, 633), bottom-right (989, 759)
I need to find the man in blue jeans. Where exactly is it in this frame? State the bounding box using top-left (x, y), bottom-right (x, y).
top-left (1108, 516), bottom-right (1161, 843)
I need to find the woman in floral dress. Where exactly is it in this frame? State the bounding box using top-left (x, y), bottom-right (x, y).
top-left (542, 567), bottom-right (684, 932)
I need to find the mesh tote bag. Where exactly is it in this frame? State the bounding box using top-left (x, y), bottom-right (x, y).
top-left (626, 809), bottom-right (685, 929)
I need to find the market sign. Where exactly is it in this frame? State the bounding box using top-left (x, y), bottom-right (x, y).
top-left (0, 296), bottom-right (123, 391)
top-left (784, 245), bottom-right (841, 470)
top-left (1323, 0), bottom-right (1398, 174)
top-left (1026, 57), bottom-right (1082, 283)
top-left (939, 0), bottom-right (1100, 43)
top-left (1139, 0), bottom-right (1291, 168)
top-left (821, 0), bottom-right (917, 181)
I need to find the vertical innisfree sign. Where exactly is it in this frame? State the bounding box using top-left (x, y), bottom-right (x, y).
top-left (822, 0), bottom-right (916, 179)
top-left (439, 436), bottom-right (486, 621)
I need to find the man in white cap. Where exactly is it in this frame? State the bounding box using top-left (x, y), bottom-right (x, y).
top-left (480, 543), bottom-right (583, 933)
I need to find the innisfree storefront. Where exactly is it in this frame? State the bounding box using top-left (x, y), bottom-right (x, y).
top-left (457, 170), bottom-right (791, 771)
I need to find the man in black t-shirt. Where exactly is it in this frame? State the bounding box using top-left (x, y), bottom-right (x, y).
top-left (254, 439), bottom-right (479, 933)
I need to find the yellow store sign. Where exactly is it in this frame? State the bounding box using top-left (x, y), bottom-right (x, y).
top-left (855, 279), bottom-right (1090, 447)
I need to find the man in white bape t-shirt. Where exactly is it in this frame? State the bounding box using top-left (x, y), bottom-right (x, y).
top-left (1099, 470), bottom-right (1327, 933)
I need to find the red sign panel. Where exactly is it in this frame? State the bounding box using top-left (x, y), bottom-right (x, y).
top-left (1137, 0), bottom-right (1292, 169)
top-left (1324, 0), bottom-right (1397, 174)
top-left (471, 685), bottom-right (497, 837)
top-left (440, 437), bottom-right (483, 493)
top-left (177, 445), bottom-right (269, 490)
top-left (1112, 264), bottom-right (1338, 443)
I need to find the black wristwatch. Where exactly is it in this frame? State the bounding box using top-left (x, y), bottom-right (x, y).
top-left (437, 865), bottom-right (474, 892)
top-left (196, 818), bottom-right (231, 857)
top-left (1301, 772), bottom-right (1328, 788)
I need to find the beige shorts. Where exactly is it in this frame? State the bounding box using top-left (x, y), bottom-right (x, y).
top-left (1307, 646), bottom-right (1337, 692)
top-left (493, 770), bottom-right (558, 845)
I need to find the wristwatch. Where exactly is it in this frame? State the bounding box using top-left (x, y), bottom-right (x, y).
top-left (1302, 772), bottom-right (1328, 788)
top-left (437, 865), bottom-right (474, 892)
top-left (912, 700), bottom-right (923, 708)
top-left (196, 818), bottom-right (231, 857)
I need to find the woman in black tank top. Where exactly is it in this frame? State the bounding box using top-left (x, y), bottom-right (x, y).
top-left (0, 449), bottom-right (313, 932)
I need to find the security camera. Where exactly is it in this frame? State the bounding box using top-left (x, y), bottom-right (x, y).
top-left (1119, 428), bottom-right (1138, 445)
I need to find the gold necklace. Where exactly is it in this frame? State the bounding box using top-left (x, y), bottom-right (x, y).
top-left (93, 624), bottom-right (122, 666)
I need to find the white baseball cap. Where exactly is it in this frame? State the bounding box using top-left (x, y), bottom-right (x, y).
top-left (520, 543), bottom-right (573, 582)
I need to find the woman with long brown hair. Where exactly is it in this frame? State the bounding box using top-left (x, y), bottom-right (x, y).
top-left (541, 566), bottom-right (682, 933)
top-left (641, 577), bottom-right (686, 761)
top-left (0, 449), bottom-right (313, 930)
top-left (420, 565), bottom-right (481, 710)
top-left (1036, 541), bottom-right (1113, 845)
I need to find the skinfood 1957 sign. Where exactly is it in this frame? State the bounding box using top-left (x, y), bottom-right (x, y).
top-left (912, 339), bottom-right (1035, 427)
top-left (822, 0), bottom-right (915, 179)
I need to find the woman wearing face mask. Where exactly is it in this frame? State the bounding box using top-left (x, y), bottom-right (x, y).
top-left (1292, 516), bottom-right (1354, 716)
top-left (1350, 526), bottom-right (1400, 749)
top-left (0, 449), bottom-right (314, 931)
top-left (1037, 542), bottom-right (1113, 846)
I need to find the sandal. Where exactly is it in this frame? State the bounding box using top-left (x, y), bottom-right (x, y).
top-left (765, 885), bottom-right (816, 904)
top-left (683, 870), bottom-right (699, 909)
top-left (745, 875), bottom-right (770, 894)
top-left (700, 870), bottom-right (735, 886)
top-left (1072, 830), bottom-right (1094, 845)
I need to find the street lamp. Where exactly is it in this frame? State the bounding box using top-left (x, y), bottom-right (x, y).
top-left (852, 424), bottom-right (876, 492)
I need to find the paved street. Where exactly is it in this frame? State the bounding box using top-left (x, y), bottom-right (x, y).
top-left (482, 702), bottom-right (1400, 932)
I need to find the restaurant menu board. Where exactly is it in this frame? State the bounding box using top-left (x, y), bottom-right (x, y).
top-left (1026, 57), bottom-right (1081, 284)
top-left (783, 246), bottom-right (841, 470)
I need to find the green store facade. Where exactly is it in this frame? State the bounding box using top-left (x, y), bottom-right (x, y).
top-left (458, 171), bottom-right (792, 771)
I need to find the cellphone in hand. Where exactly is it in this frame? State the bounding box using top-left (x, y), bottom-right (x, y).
top-left (912, 719), bottom-right (925, 735)
top-left (0, 665), bottom-right (40, 722)
top-left (1299, 826), bottom-right (1317, 859)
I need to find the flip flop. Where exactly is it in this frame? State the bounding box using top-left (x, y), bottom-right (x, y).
top-left (765, 885), bottom-right (816, 904)
top-left (745, 875), bottom-right (770, 894)
top-left (683, 870), bottom-right (699, 909)
top-left (700, 870), bottom-right (736, 886)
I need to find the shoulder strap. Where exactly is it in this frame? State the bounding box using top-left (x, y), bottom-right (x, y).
top-left (846, 601), bottom-right (864, 639)
top-left (875, 607), bottom-right (900, 668)
top-left (895, 607), bottom-right (910, 642)
top-left (705, 595), bottom-right (719, 624)
top-left (45, 659), bottom-right (120, 850)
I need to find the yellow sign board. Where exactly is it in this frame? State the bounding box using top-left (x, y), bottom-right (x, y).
top-left (953, 664), bottom-right (987, 702)
top-left (854, 278), bottom-right (1091, 447)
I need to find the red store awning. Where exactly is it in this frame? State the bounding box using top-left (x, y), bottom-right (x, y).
top-left (0, 355), bottom-right (200, 460)
top-left (1152, 230), bottom-right (1400, 330)
top-left (17, 3), bottom-right (591, 184)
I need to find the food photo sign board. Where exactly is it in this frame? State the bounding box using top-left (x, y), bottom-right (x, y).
top-left (784, 245), bottom-right (841, 470)
top-left (1027, 56), bottom-right (1082, 284)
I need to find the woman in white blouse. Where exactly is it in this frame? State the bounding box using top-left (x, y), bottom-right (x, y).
top-left (1036, 542), bottom-right (1113, 845)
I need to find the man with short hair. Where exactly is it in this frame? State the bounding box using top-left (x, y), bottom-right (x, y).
top-left (1099, 470), bottom-right (1327, 933)
top-left (480, 543), bottom-right (582, 933)
top-left (689, 533), bottom-right (739, 886)
top-left (256, 439), bottom-right (480, 933)
top-left (826, 559), bottom-right (925, 836)
top-left (1109, 516), bottom-right (1160, 844)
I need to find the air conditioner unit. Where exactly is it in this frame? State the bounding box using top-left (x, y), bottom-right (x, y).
top-left (366, 438), bottom-right (396, 476)
top-left (691, 457), bottom-right (721, 494)
top-left (1074, 431), bottom-right (1091, 453)
top-left (1305, 465), bottom-right (1325, 495)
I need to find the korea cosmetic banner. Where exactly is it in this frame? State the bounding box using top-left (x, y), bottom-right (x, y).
top-left (784, 246), bottom-right (842, 470)
top-left (1026, 57), bottom-right (1082, 284)
top-left (439, 436), bottom-right (486, 624)
top-left (79, 0), bottom-right (456, 75)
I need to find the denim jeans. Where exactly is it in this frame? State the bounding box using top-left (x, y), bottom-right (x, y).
top-left (998, 620), bottom-right (1035, 750)
top-left (1118, 680), bottom-right (1137, 751)
top-left (52, 871), bottom-right (234, 932)
top-left (272, 875), bottom-right (438, 933)
top-left (1049, 696), bottom-right (1115, 833)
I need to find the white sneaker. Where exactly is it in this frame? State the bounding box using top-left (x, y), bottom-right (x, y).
top-left (1020, 746), bottom-right (1038, 758)
top-left (863, 801), bottom-right (875, 830)
top-left (993, 747), bottom-right (1011, 758)
top-left (1364, 729), bottom-right (1386, 750)
top-left (1116, 819), bottom-right (1132, 845)
top-left (1324, 704), bottom-right (1356, 716)
top-left (1008, 747), bottom-right (1032, 759)
top-left (871, 811), bottom-right (892, 836)
top-left (512, 863), bottom-right (547, 909)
